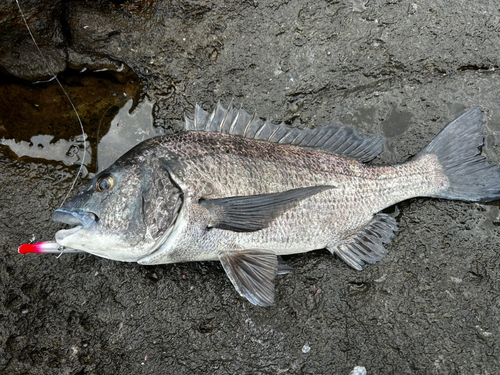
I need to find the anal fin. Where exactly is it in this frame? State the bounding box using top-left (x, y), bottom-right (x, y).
top-left (219, 250), bottom-right (279, 307)
top-left (277, 256), bottom-right (293, 275)
top-left (328, 213), bottom-right (398, 271)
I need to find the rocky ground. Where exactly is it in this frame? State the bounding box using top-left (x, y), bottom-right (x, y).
top-left (1, 1), bottom-right (499, 374)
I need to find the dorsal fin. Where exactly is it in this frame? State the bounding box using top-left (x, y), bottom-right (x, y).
top-left (184, 101), bottom-right (383, 162)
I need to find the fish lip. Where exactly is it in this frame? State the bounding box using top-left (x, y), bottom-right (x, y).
top-left (52, 209), bottom-right (97, 229)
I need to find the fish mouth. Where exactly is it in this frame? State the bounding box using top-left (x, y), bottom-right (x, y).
top-left (52, 209), bottom-right (97, 229)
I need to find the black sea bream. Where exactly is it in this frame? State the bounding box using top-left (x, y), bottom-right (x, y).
top-left (50, 103), bottom-right (500, 306)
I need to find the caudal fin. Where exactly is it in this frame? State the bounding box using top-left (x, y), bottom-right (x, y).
top-left (418, 107), bottom-right (500, 202)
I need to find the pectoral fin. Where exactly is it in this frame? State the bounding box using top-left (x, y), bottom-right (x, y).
top-left (200, 185), bottom-right (333, 232)
top-left (219, 250), bottom-right (279, 307)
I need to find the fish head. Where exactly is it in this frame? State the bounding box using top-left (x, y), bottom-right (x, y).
top-left (53, 148), bottom-right (182, 262)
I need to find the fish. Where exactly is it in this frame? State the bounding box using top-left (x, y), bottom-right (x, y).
top-left (45, 102), bottom-right (500, 306)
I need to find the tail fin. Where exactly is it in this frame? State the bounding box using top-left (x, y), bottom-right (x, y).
top-left (417, 107), bottom-right (500, 202)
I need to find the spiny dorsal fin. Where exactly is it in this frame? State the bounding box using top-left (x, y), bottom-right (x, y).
top-left (328, 213), bottom-right (398, 271)
top-left (184, 101), bottom-right (383, 162)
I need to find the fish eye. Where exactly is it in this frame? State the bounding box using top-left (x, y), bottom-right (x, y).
top-left (96, 174), bottom-right (115, 192)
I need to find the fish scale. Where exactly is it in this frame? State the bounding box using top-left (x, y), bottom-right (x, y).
top-left (171, 148), bottom-right (442, 257)
top-left (22, 103), bottom-right (500, 306)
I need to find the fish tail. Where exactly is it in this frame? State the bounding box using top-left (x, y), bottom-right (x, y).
top-left (417, 107), bottom-right (500, 202)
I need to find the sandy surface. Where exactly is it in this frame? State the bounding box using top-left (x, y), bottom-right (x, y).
top-left (1, 1), bottom-right (499, 374)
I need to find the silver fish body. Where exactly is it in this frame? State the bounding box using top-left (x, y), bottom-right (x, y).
top-left (53, 104), bottom-right (500, 306)
top-left (132, 132), bottom-right (441, 263)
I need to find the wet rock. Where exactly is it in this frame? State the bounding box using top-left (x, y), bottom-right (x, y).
top-left (0, 1), bottom-right (66, 80)
top-left (1, 1), bottom-right (500, 375)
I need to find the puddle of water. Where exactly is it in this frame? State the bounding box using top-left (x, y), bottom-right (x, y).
top-left (0, 134), bottom-right (90, 166)
top-left (97, 98), bottom-right (161, 172)
top-left (0, 97), bottom-right (158, 175)
top-left (381, 109), bottom-right (413, 138)
top-left (338, 107), bottom-right (376, 131)
top-left (0, 69), bottom-right (143, 173)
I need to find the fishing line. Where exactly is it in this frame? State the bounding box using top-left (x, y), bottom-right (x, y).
top-left (15, 0), bottom-right (86, 206)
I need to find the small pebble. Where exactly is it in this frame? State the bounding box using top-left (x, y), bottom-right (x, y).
top-left (349, 366), bottom-right (367, 375)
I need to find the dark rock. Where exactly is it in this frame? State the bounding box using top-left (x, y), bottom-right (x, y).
top-left (0, 1), bottom-right (66, 80)
top-left (1, 1), bottom-right (500, 374)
